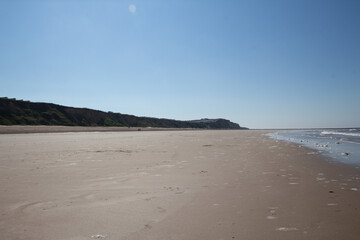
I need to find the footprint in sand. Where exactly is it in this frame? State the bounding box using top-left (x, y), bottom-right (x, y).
top-left (144, 197), bottom-right (155, 201)
top-left (136, 191), bottom-right (149, 195)
top-left (157, 207), bottom-right (167, 213)
top-left (144, 224), bottom-right (152, 230)
top-left (164, 186), bottom-right (181, 192)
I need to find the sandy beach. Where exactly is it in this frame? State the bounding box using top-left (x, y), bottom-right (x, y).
top-left (1, 129), bottom-right (360, 240)
top-left (0, 125), bottom-right (185, 134)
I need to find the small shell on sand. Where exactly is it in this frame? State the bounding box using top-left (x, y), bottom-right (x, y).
top-left (276, 227), bottom-right (298, 231)
top-left (91, 235), bottom-right (106, 239)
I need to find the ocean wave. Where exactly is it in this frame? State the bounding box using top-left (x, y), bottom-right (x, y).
top-left (321, 131), bottom-right (360, 137)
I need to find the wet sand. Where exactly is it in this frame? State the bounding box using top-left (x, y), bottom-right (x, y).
top-left (0, 129), bottom-right (360, 240)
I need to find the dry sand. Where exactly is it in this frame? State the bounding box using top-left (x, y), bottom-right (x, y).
top-left (0, 129), bottom-right (360, 240)
top-left (0, 125), bottom-right (184, 134)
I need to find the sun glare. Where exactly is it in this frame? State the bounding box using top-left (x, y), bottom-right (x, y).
top-left (129, 4), bottom-right (136, 14)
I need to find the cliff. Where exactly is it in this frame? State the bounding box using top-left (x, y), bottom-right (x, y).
top-left (0, 98), bottom-right (248, 130)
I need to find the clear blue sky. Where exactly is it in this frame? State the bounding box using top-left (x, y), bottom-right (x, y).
top-left (1, 0), bottom-right (359, 129)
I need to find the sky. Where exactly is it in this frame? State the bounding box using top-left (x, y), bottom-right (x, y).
top-left (0, 0), bottom-right (359, 129)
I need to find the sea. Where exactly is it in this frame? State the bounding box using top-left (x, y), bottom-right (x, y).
top-left (268, 128), bottom-right (360, 166)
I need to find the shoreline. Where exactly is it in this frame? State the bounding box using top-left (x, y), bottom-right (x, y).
top-left (1, 130), bottom-right (360, 239)
top-left (269, 129), bottom-right (360, 167)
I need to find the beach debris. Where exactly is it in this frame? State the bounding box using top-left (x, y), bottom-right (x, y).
top-left (316, 177), bottom-right (326, 181)
top-left (316, 144), bottom-right (328, 148)
top-left (289, 182), bottom-right (299, 185)
top-left (307, 151), bottom-right (319, 155)
top-left (350, 188), bottom-right (358, 191)
top-left (91, 234), bottom-right (106, 239)
top-left (267, 207), bottom-right (278, 220)
top-left (276, 227), bottom-right (298, 231)
top-left (336, 142), bottom-right (340, 144)
top-left (341, 152), bottom-right (350, 156)
top-left (329, 190), bottom-right (334, 193)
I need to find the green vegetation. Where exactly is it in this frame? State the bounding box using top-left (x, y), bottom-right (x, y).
top-left (0, 97), bottom-right (247, 129)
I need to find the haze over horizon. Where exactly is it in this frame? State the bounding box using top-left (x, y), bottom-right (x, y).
top-left (1, 0), bottom-right (359, 129)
